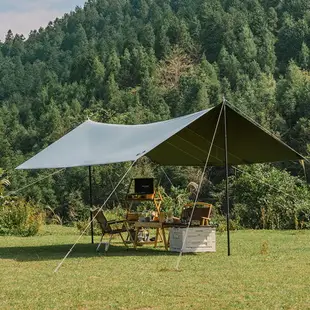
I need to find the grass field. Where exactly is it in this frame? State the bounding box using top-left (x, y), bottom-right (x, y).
top-left (1, 225), bottom-right (310, 310)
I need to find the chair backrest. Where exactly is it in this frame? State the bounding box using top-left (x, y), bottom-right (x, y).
top-left (92, 210), bottom-right (112, 233)
top-left (181, 202), bottom-right (212, 224)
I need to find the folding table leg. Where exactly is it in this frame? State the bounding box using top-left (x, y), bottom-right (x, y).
top-left (119, 233), bottom-right (128, 248)
top-left (134, 228), bottom-right (139, 250)
top-left (161, 228), bottom-right (168, 251)
top-left (154, 228), bottom-right (160, 248)
top-left (125, 224), bottom-right (134, 244)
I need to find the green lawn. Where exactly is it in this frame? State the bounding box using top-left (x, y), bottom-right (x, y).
top-left (1, 225), bottom-right (310, 310)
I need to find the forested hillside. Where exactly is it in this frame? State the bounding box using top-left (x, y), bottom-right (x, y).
top-left (1, 0), bottom-right (310, 218)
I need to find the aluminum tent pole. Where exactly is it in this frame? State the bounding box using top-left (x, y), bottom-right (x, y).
top-left (223, 99), bottom-right (231, 256)
top-left (89, 166), bottom-right (94, 244)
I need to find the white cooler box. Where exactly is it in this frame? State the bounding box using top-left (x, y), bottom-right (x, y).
top-left (169, 226), bottom-right (216, 253)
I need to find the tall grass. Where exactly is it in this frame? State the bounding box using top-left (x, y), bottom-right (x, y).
top-left (0, 199), bottom-right (44, 236)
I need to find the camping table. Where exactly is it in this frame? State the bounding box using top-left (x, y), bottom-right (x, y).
top-left (133, 222), bottom-right (188, 250)
top-left (133, 221), bottom-right (169, 250)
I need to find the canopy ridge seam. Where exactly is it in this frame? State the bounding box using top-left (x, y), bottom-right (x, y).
top-left (183, 126), bottom-right (246, 164)
top-left (225, 100), bottom-right (308, 162)
top-left (173, 132), bottom-right (224, 164)
top-left (165, 141), bottom-right (205, 164)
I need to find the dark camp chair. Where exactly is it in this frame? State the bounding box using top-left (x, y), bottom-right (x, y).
top-left (92, 209), bottom-right (133, 252)
top-left (181, 202), bottom-right (213, 226)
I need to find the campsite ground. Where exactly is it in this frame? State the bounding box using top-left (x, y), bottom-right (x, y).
top-left (1, 225), bottom-right (310, 310)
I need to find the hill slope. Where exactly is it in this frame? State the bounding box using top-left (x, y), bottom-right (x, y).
top-left (1, 0), bottom-right (309, 207)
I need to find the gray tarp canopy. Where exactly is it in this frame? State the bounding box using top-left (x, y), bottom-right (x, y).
top-left (17, 104), bottom-right (304, 170)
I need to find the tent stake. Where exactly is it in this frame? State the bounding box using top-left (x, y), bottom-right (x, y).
top-left (89, 166), bottom-right (94, 244)
top-left (223, 100), bottom-right (231, 256)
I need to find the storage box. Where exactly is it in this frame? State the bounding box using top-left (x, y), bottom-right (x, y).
top-left (169, 226), bottom-right (216, 253)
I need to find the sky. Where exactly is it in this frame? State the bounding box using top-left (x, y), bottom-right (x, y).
top-left (0, 0), bottom-right (86, 41)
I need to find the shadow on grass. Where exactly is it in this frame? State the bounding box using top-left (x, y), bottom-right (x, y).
top-left (0, 243), bottom-right (184, 262)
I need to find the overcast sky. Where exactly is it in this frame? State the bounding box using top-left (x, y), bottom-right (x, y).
top-left (0, 0), bottom-right (86, 41)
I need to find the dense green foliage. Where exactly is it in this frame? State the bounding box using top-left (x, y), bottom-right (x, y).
top-left (0, 169), bottom-right (44, 236)
top-left (1, 0), bottom-right (310, 228)
top-left (215, 164), bottom-right (310, 229)
top-left (0, 198), bottom-right (44, 236)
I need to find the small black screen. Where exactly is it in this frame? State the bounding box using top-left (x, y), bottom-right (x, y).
top-left (134, 178), bottom-right (154, 194)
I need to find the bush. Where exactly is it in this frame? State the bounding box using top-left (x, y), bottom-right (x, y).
top-left (210, 214), bottom-right (240, 232)
top-left (75, 219), bottom-right (102, 235)
top-left (214, 164), bottom-right (310, 229)
top-left (160, 186), bottom-right (191, 216)
top-left (0, 198), bottom-right (44, 236)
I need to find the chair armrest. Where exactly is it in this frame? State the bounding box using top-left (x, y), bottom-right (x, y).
top-left (107, 219), bottom-right (126, 225)
top-left (201, 216), bottom-right (211, 226)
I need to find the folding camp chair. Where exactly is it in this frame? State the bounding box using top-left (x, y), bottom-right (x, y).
top-left (92, 209), bottom-right (134, 252)
top-left (181, 202), bottom-right (213, 226)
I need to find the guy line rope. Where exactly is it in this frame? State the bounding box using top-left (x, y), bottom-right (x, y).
top-left (54, 160), bottom-right (137, 273)
top-left (175, 102), bottom-right (224, 270)
top-left (4, 168), bottom-right (66, 198)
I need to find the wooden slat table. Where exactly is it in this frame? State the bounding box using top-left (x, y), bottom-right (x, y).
top-left (133, 222), bottom-right (188, 250)
top-left (134, 221), bottom-right (168, 250)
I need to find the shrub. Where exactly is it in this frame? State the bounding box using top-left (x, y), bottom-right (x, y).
top-left (160, 186), bottom-right (191, 216)
top-left (75, 219), bottom-right (102, 235)
top-left (214, 164), bottom-right (310, 229)
top-left (0, 198), bottom-right (44, 236)
top-left (211, 214), bottom-right (240, 233)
